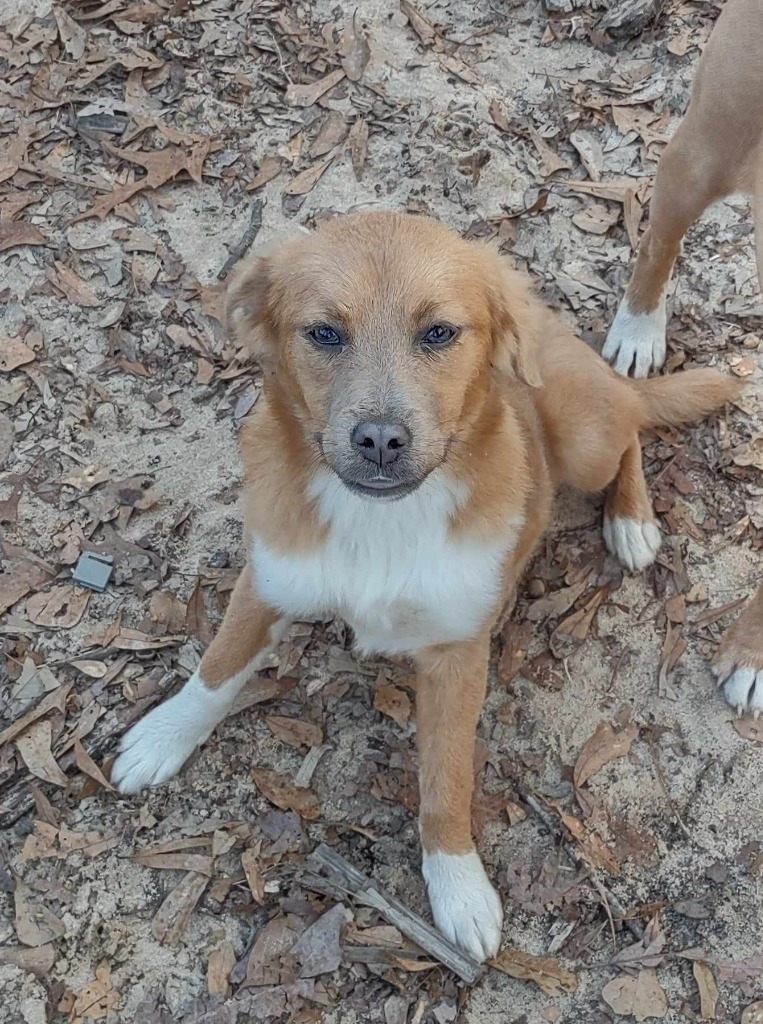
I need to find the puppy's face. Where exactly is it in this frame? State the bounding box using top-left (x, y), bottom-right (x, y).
top-left (228, 213), bottom-right (540, 499)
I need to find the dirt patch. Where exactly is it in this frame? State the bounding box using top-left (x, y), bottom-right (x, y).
top-left (1, 1), bottom-right (762, 1022)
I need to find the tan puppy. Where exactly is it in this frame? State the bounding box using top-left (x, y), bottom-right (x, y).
top-left (603, 0), bottom-right (763, 377)
top-left (712, 585), bottom-right (763, 716)
top-left (603, 0), bottom-right (763, 714)
top-left (112, 213), bottom-right (737, 960)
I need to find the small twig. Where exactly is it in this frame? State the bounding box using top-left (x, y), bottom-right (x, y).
top-left (304, 843), bottom-right (481, 983)
top-left (217, 199), bottom-right (263, 280)
top-left (518, 787), bottom-right (644, 943)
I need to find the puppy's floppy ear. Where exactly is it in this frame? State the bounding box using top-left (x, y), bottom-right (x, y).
top-left (483, 247), bottom-right (543, 388)
top-left (225, 227), bottom-right (310, 364)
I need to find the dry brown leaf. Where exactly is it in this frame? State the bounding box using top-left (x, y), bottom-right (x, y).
top-left (560, 812), bottom-right (621, 875)
top-left (437, 53), bottom-right (482, 86)
top-left (311, 112), bottom-right (348, 158)
top-left (498, 621), bottom-right (530, 684)
top-left (208, 941), bottom-right (236, 999)
top-left (347, 117), bottom-right (369, 181)
top-left (74, 739), bottom-right (115, 792)
top-left (186, 578), bottom-right (213, 645)
top-left (601, 969), bottom-right (668, 1019)
top-left (529, 129), bottom-right (571, 177)
top-left (149, 590), bottom-right (187, 633)
top-left (556, 585), bottom-right (611, 640)
top-left (241, 847), bottom-right (265, 905)
top-left (50, 262), bottom-right (101, 307)
top-left (490, 948), bottom-right (577, 996)
top-left (14, 882), bottom-right (66, 946)
top-left (285, 69), bottom-right (345, 107)
top-left (243, 915), bottom-right (300, 987)
top-left (400, 0), bottom-right (439, 45)
top-left (527, 578), bottom-right (589, 621)
top-left (16, 720), bottom-right (69, 787)
top-left (734, 718), bottom-right (763, 743)
top-left (293, 903), bottom-right (345, 978)
top-left (266, 715), bottom-right (323, 750)
top-left (152, 871), bottom-right (209, 945)
top-left (0, 943), bottom-right (56, 976)
top-left (0, 222), bottom-right (48, 252)
top-left (0, 336), bottom-right (36, 373)
top-left (693, 961), bottom-right (719, 1020)
top-left (74, 139), bottom-right (212, 222)
top-left (252, 768), bottom-right (321, 819)
top-left (573, 721), bottom-right (638, 788)
top-left (70, 964), bottom-right (120, 1023)
top-left (27, 586), bottom-right (90, 628)
top-left (54, 7), bottom-right (87, 60)
top-left (246, 155), bottom-right (283, 192)
top-left (21, 822), bottom-right (117, 861)
top-left (133, 851), bottom-right (214, 874)
top-left (0, 684), bottom-right (71, 749)
top-left (374, 683), bottom-right (411, 728)
top-left (489, 99), bottom-right (512, 133)
top-left (572, 203), bottom-right (621, 235)
top-left (283, 155), bottom-right (335, 196)
top-left (659, 620), bottom-right (685, 699)
top-left (340, 15), bottom-right (371, 81)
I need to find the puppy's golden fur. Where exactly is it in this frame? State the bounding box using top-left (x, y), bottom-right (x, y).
top-left (113, 212), bottom-right (738, 960)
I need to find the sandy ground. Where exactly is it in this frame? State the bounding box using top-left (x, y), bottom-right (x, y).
top-left (1, 0), bottom-right (763, 1022)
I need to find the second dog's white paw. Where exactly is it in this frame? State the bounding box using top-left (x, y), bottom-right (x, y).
top-left (112, 674), bottom-right (234, 794)
top-left (422, 850), bottom-right (503, 962)
top-left (713, 661), bottom-right (763, 717)
top-left (602, 297), bottom-right (667, 378)
top-left (604, 515), bottom-right (661, 572)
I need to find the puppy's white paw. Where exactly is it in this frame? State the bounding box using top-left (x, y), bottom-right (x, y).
top-left (602, 297), bottom-right (667, 378)
top-left (604, 515), bottom-right (661, 572)
top-left (112, 674), bottom-right (233, 794)
top-left (422, 850), bottom-right (503, 962)
top-left (713, 661), bottom-right (763, 718)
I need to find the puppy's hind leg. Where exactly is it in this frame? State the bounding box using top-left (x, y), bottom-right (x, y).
top-left (603, 438), bottom-right (661, 572)
top-left (112, 568), bottom-right (288, 794)
top-left (604, 122), bottom-right (724, 378)
top-left (712, 585), bottom-right (763, 716)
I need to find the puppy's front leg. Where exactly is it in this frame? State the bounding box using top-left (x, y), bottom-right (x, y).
top-left (415, 633), bottom-right (503, 962)
top-left (112, 568), bottom-right (288, 794)
top-left (712, 585), bottom-right (763, 716)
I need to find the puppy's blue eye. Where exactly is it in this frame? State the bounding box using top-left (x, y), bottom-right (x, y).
top-left (423, 324), bottom-right (456, 345)
top-left (309, 324), bottom-right (342, 347)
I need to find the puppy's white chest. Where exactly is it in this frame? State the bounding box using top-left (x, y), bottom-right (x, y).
top-left (251, 474), bottom-right (518, 655)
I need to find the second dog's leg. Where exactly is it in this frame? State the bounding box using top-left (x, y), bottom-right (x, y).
top-left (603, 438), bottom-right (661, 571)
top-left (112, 568), bottom-right (288, 794)
top-left (712, 585), bottom-right (763, 715)
top-left (415, 633), bottom-right (503, 962)
top-left (604, 123), bottom-right (723, 378)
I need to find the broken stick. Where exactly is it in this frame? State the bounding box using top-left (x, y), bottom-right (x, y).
top-left (303, 843), bottom-right (481, 984)
top-left (217, 199), bottom-right (263, 280)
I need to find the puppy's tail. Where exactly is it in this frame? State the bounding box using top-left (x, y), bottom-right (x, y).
top-left (630, 369), bottom-right (740, 429)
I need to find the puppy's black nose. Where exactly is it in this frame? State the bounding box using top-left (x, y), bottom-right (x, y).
top-left (352, 420), bottom-right (411, 468)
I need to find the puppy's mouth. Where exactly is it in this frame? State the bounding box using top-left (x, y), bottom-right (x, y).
top-left (340, 474), bottom-right (423, 500)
